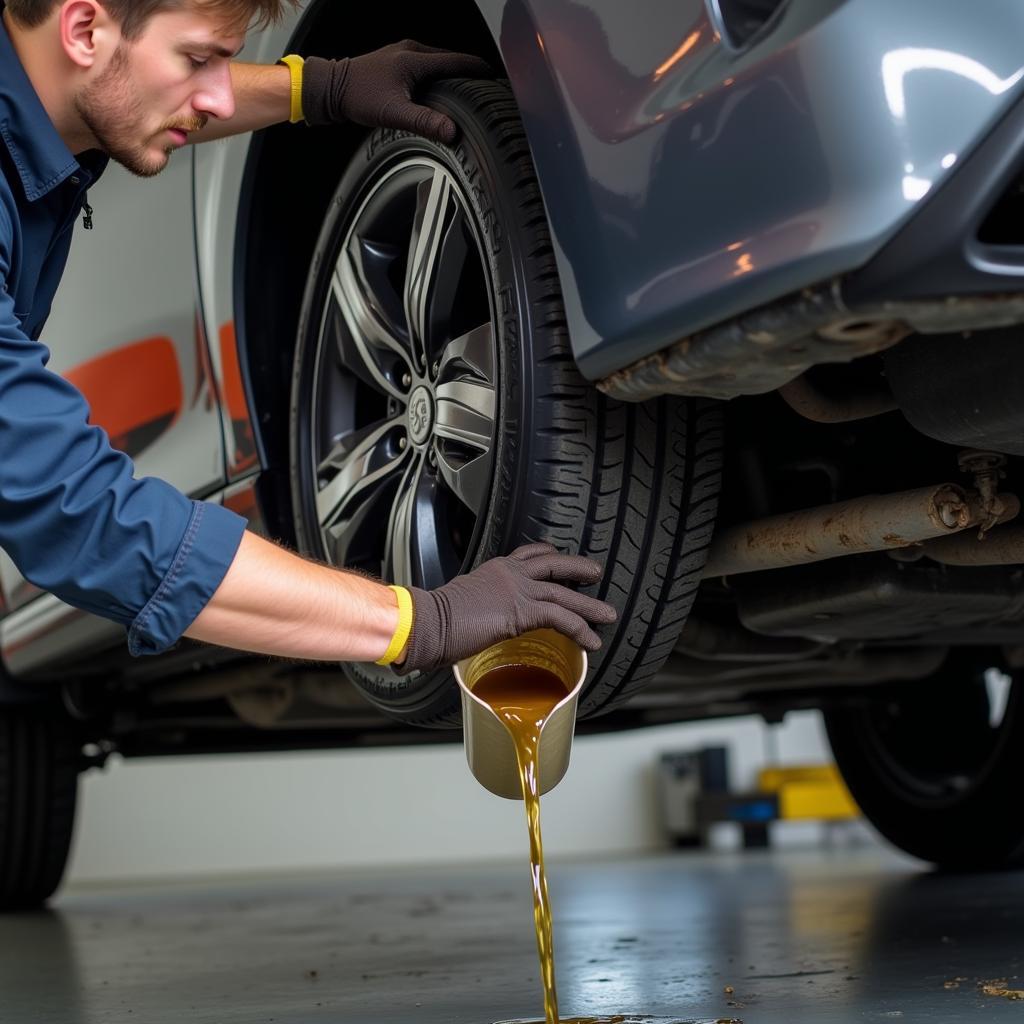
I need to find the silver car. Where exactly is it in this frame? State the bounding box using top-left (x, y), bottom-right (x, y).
top-left (5, 0), bottom-right (1024, 907)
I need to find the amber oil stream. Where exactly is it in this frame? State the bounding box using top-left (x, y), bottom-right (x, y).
top-left (472, 664), bottom-right (568, 1024)
top-left (471, 666), bottom-right (742, 1024)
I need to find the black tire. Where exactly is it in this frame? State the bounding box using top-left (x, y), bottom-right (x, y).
top-left (825, 657), bottom-right (1024, 869)
top-left (0, 706), bottom-right (79, 909)
top-left (290, 79), bottom-right (722, 726)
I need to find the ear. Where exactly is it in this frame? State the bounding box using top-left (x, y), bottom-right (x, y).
top-left (59, 0), bottom-right (118, 70)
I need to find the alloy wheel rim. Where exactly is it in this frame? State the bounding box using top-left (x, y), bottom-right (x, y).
top-left (310, 158), bottom-right (497, 591)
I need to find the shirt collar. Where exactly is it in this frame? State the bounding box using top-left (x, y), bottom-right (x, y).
top-left (0, 7), bottom-right (82, 201)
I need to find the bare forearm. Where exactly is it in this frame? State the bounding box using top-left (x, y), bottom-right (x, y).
top-left (184, 531), bottom-right (403, 662)
top-left (190, 62), bottom-right (292, 143)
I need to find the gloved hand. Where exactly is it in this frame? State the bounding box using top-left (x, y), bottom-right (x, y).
top-left (302, 41), bottom-right (492, 143)
top-left (398, 543), bottom-right (618, 674)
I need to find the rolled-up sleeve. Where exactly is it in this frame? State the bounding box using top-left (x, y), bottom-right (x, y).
top-left (126, 498), bottom-right (246, 656)
top-left (0, 224), bottom-right (246, 655)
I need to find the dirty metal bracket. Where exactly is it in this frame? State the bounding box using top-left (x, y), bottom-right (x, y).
top-left (598, 282), bottom-right (1024, 403)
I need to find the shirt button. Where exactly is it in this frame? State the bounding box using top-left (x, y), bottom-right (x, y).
top-left (70, 175), bottom-right (80, 185)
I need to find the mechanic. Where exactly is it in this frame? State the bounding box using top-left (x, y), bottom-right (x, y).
top-left (0, 0), bottom-right (617, 674)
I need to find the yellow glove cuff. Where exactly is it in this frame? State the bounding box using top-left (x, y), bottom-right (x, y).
top-left (278, 54), bottom-right (305, 124)
top-left (376, 585), bottom-right (414, 666)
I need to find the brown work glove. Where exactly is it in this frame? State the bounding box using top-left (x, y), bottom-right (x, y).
top-left (397, 543), bottom-right (617, 674)
top-left (302, 41), bottom-right (492, 143)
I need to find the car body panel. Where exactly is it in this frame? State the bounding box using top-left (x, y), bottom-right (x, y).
top-left (196, 0), bottom-right (1024, 434)
top-left (481, 0), bottom-right (1024, 379)
top-left (193, 23), bottom-right (296, 480)
top-left (205, 0), bottom-right (1024, 388)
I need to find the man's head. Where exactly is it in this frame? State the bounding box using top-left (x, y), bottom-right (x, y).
top-left (6, 0), bottom-right (296, 177)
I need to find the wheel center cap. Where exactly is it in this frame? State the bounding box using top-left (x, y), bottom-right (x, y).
top-left (407, 385), bottom-right (434, 446)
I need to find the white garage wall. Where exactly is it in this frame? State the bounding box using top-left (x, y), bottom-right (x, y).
top-left (66, 712), bottom-right (830, 883)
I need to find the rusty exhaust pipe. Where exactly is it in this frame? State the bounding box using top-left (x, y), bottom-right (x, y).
top-left (777, 374), bottom-right (899, 424)
top-left (922, 524), bottom-right (1024, 566)
top-left (704, 485), bottom-right (1020, 578)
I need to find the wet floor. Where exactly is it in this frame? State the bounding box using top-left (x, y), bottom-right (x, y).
top-left (2, 847), bottom-right (1023, 1023)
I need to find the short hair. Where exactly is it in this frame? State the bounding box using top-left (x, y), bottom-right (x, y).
top-left (5, 0), bottom-right (297, 38)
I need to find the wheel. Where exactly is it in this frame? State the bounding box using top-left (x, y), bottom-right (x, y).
top-left (290, 79), bottom-right (722, 726)
top-left (825, 655), bottom-right (1024, 869)
top-left (0, 706), bottom-right (80, 909)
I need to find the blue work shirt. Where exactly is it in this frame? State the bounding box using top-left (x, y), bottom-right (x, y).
top-left (0, 12), bottom-right (246, 655)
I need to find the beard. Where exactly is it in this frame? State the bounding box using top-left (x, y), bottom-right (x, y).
top-left (74, 46), bottom-right (208, 178)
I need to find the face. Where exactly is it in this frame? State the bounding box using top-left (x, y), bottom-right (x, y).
top-left (73, 6), bottom-right (244, 178)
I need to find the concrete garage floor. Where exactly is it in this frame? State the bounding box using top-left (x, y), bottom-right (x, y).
top-left (2, 848), bottom-right (1024, 1024)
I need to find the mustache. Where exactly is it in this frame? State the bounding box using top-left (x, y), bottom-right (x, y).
top-left (162, 115), bottom-right (209, 134)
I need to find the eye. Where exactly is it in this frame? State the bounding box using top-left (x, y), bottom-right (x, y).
top-left (187, 55), bottom-right (208, 70)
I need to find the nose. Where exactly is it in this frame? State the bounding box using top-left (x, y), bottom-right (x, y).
top-left (193, 62), bottom-right (236, 121)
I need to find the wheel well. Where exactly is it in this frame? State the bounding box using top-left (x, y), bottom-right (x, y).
top-left (236, 0), bottom-right (502, 543)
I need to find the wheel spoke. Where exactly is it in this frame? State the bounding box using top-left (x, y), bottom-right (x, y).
top-left (404, 169), bottom-right (462, 373)
top-left (438, 322), bottom-right (495, 385)
top-left (428, 210), bottom-right (471, 356)
top-left (434, 379), bottom-right (496, 453)
top-left (435, 446), bottom-right (494, 514)
top-left (332, 240), bottom-right (412, 400)
top-left (324, 484), bottom-right (392, 571)
top-left (434, 375), bottom-right (496, 513)
top-left (316, 418), bottom-right (407, 535)
top-left (385, 454), bottom-right (451, 591)
top-left (433, 320), bottom-right (496, 514)
top-left (322, 303), bottom-right (379, 399)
